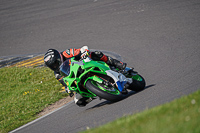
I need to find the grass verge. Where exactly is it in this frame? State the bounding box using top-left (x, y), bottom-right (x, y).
top-left (82, 90), bottom-right (200, 133)
top-left (0, 67), bottom-right (67, 133)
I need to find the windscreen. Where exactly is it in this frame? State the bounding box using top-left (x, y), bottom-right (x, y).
top-left (59, 59), bottom-right (71, 77)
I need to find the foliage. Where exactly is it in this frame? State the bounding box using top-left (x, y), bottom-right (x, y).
top-left (0, 67), bottom-right (67, 133)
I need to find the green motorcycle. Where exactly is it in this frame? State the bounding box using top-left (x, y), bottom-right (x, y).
top-left (59, 52), bottom-right (145, 102)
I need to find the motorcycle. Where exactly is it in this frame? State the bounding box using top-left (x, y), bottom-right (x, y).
top-left (59, 51), bottom-right (145, 102)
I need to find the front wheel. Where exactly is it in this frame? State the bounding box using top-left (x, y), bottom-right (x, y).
top-left (128, 74), bottom-right (146, 92)
top-left (85, 79), bottom-right (124, 102)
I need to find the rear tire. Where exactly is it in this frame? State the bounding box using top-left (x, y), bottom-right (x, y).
top-left (85, 79), bottom-right (124, 102)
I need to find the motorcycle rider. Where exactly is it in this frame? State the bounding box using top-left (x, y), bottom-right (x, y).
top-left (44, 46), bottom-right (127, 107)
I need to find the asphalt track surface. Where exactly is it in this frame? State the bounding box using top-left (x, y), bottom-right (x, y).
top-left (1, 0), bottom-right (200, 132)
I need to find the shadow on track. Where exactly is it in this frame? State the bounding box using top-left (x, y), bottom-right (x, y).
top-left (86, 84), bottom-right (156, 110)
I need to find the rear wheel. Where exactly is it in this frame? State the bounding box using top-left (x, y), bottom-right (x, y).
top-left (85, 79), bottom-right (124, 102)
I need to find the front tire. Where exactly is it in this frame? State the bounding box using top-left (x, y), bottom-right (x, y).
top-left (85, 79), bottom-right (124, 102)
top-left (128, 74), bottom-right (146, 92)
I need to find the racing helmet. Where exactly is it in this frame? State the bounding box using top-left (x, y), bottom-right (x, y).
top-left (44, 49), bottom-right (63, 72)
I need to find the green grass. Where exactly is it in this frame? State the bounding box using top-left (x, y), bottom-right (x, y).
top-left (82, 90), bottom-right (200, 133)
top-left (0, 67), bottom-right (67, 133)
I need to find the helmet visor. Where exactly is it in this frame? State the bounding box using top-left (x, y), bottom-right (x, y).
top-left (49, 59), bottom-right (60, 72)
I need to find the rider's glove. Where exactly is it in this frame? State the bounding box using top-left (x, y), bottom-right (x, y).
top-left (81, 50), bottom-right (89, 59)
top-left (81, 46), bottom-right (89, 58)
top-left (80, 46), bottom-right (89, 53)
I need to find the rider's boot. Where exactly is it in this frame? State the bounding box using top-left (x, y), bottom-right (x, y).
top-left (74, 93), bottom-right (93, 107)
top-left (107, 56), bottom-right (127, 70)
top-left (121, 83), bottom-right (130, 94)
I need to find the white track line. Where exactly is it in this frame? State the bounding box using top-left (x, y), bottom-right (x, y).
top-left (9, 101), bottom-right (73, 133)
